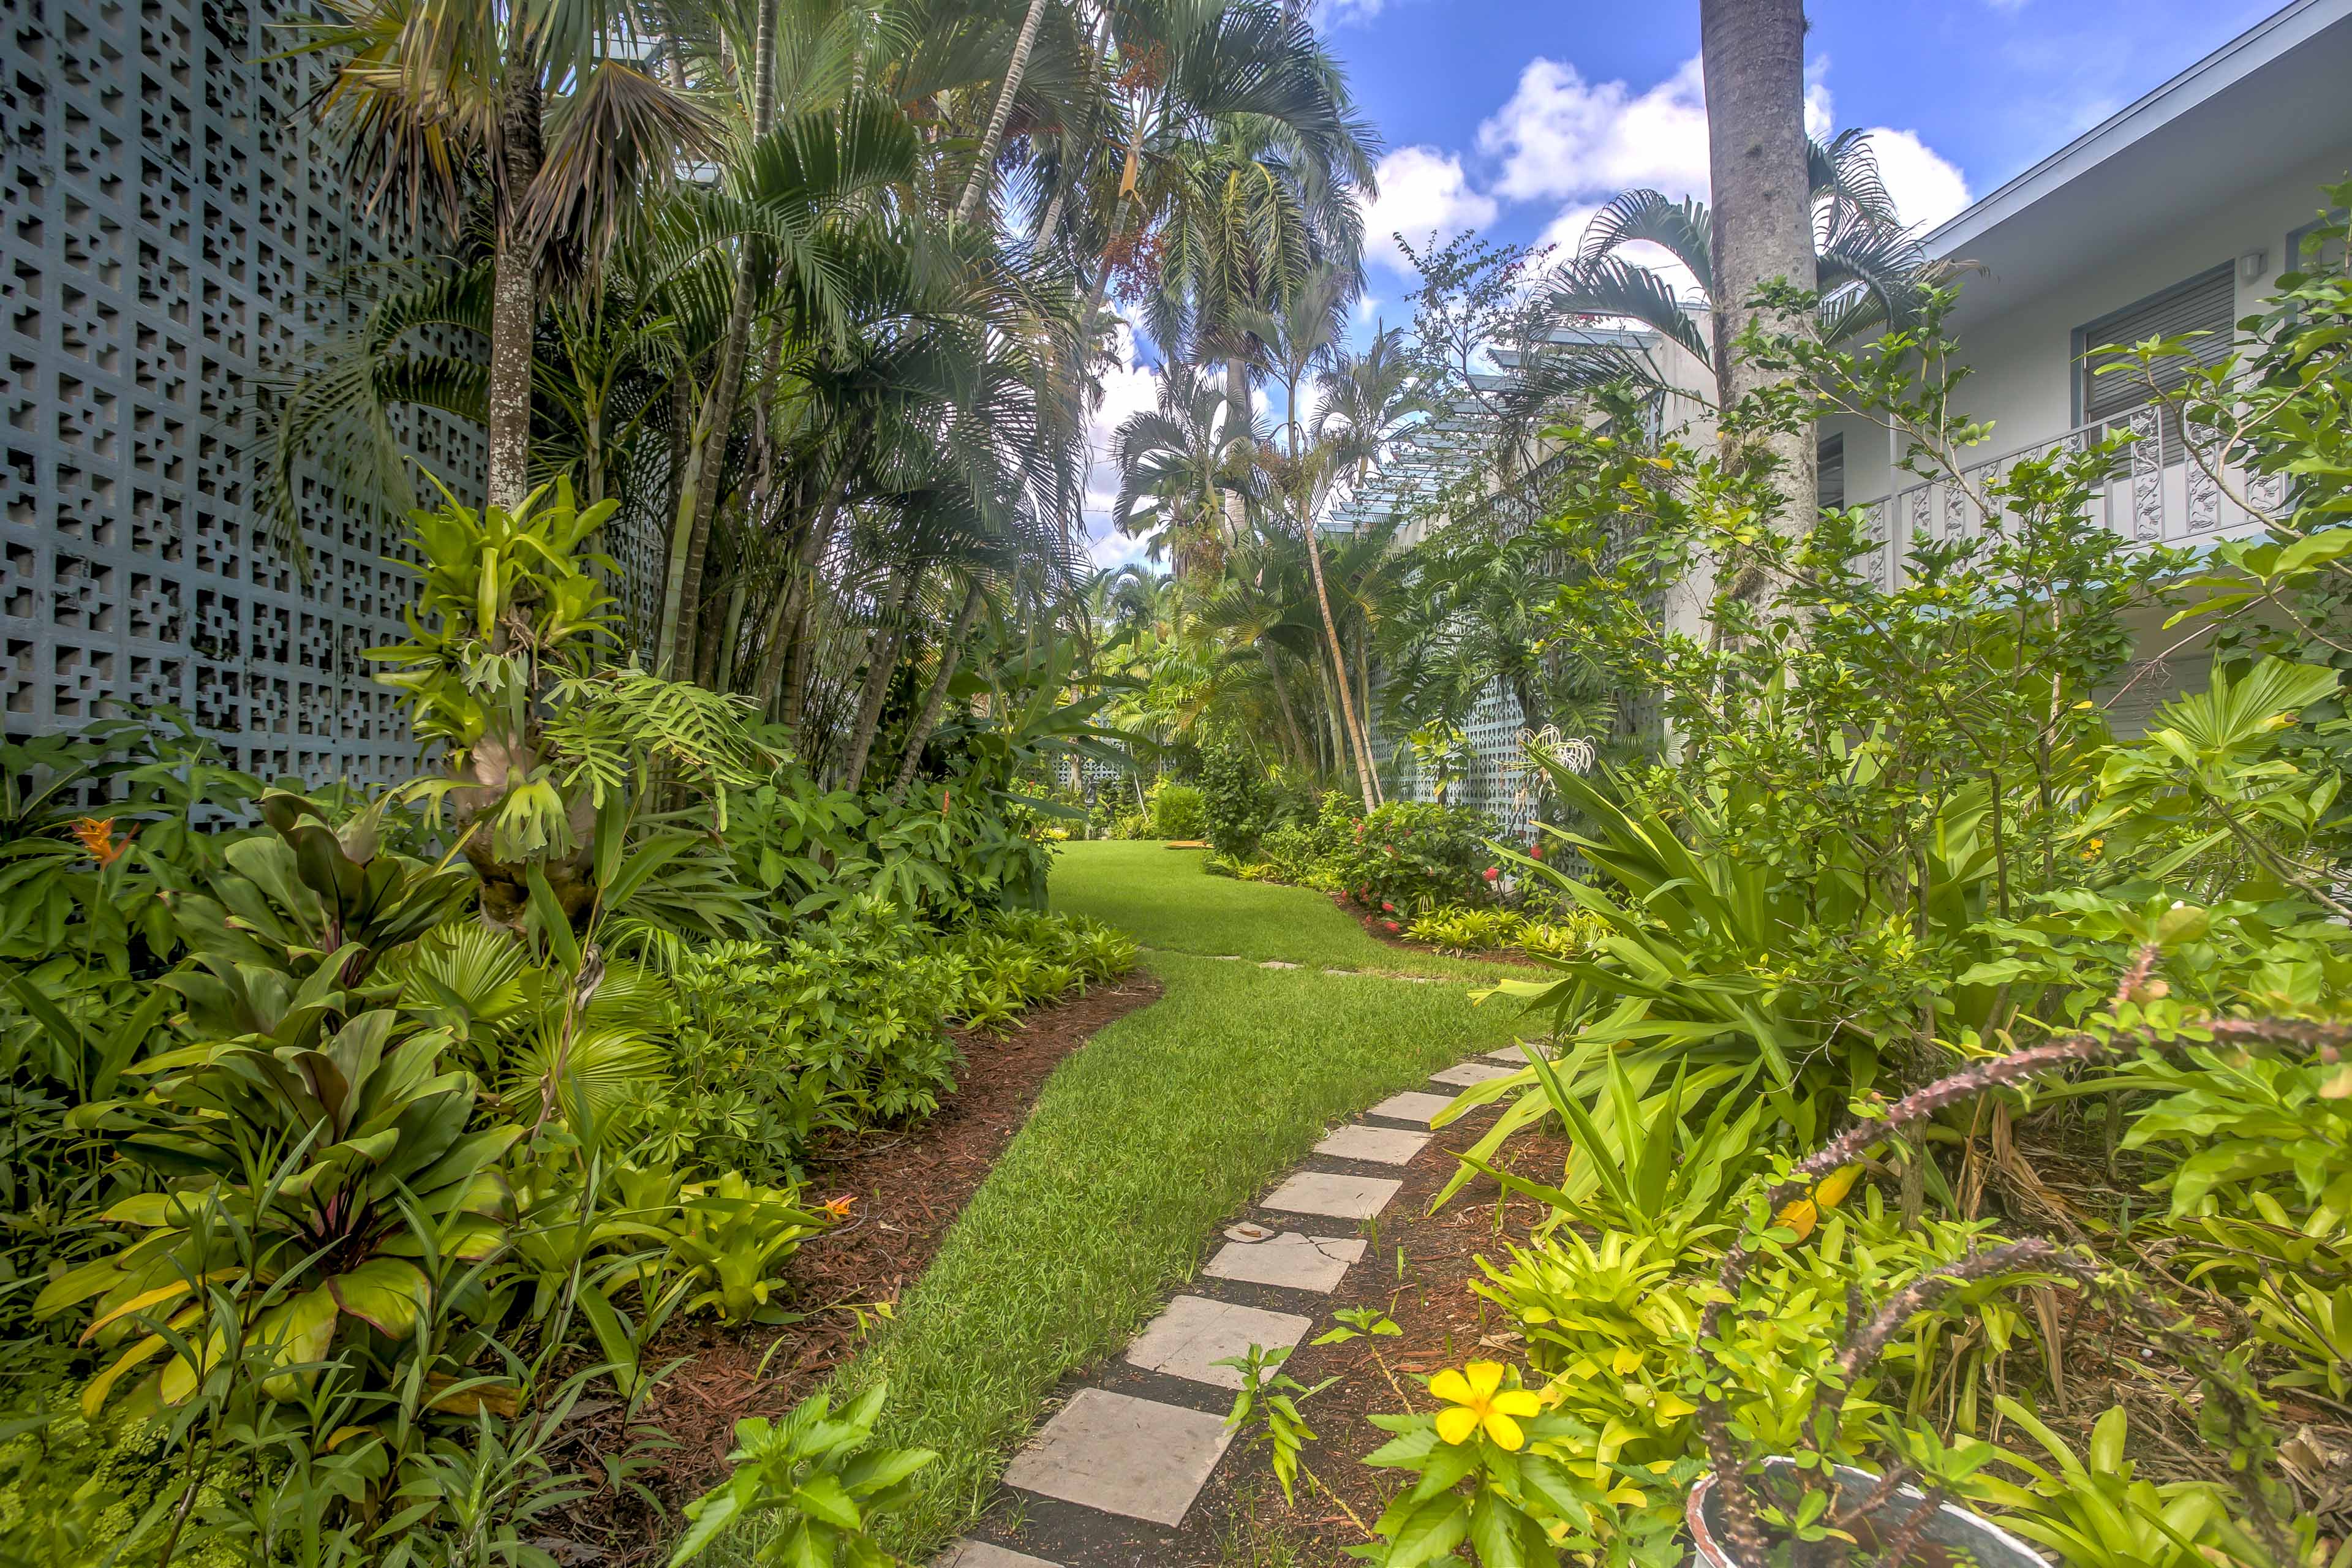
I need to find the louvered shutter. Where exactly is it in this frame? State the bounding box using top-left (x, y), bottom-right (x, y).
top-left (2079, 265), bottom-right (2236, 459)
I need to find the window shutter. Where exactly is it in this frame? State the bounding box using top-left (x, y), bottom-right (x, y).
top-left (1817, 434), bottom-right (1845, 511)
top-left (2080, 266), bottom-right (2236, 456)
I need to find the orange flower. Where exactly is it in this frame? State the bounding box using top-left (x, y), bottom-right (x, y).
top-left (822, 1194), bottom-right (856, 1221)
top-left (70, 817), bottom-right (133, 869)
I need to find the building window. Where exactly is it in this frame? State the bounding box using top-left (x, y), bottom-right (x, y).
top-left (2075, 263), bottom-right (2235, 461)
top-left (1817, 433), bottom-right (1845, 511)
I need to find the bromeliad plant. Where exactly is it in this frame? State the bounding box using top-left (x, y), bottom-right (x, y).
top-left (36, 1008), bottom-right (519, 1416)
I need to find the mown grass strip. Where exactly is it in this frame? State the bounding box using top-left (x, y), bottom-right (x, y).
top-left (708, 843), bottom-right (1538, 1561)
top-left (1044, 840), bottom-right (1520, 982)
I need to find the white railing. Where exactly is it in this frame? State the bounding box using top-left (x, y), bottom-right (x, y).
top-left (1851, 407), bottom-right (2289, 587)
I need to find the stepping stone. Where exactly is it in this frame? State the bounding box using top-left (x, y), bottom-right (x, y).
top-left (933, 1545), bottom-right (1061, 1568)
top-left (1261, 1170), bottom-right (1401, 1219)
top-left (1003, 1388), bottom-right (1235, 1526)
top-left (1205, 1231), bottom-right (1366, 1294)
top-left (1482, 1043), bottom-right (1558, 1065)
top-left (1367, 1090), bottom-right (1454, 1125)
top-left (1431, 1060), bottom-right (1518, 1088)
top-left (1125, 1295), bottom-right (1312, 1388)
top-left (1315, 1123), bottom-right (1430, 1165)
top-left (1261, 959), bottom-right (1300, 969)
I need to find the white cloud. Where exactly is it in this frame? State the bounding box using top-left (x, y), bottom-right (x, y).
top-left (1316, 0), bottom-right (1387, 23)
top-left (1082, 324), bottom-right (1162, 563)
top-left (1087, 521), bottom-right (1155, 572)
top-left (1804, 59), bottom-right (1834, 142)
top-left (1360, 145), bottom-right (1498, 274)
top-left (1477, 56), bottom-right (1711, 206)
top-left (1861, 127), bottom-right (1972, 230)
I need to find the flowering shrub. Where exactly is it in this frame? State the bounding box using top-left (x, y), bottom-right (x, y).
top-left (1324, 801), bottom-right (1499, 916)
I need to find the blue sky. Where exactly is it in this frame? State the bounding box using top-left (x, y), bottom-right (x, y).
top-left (1085, 0), bottom-right (2293, 567)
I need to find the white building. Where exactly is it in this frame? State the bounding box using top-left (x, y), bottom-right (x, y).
top-left (1822, 0), bottom-right (2352, 728)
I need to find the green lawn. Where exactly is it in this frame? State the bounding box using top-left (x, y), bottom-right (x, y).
top-left (1045, 840), bottom-right (1519, 982)
top-left (712, 842), bottom-right (1540, 1561)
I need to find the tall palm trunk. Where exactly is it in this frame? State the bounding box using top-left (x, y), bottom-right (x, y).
top-left (889, 579), bottom-right (984, 800)
top-left (486, 24), bottom-right (545, 510)
top-left (1221, 356), bottom-right (1253, 542)
top-left (1700, 0), bottom-right (1816, 527)
top-left (1305, 524), bottom-right (1374, 811)
top-left (663, 0), bottom-right (780, 672)
top-left (835, 570), bottom-right (922, 791)
top-left (956, 0), bottom-right (1050, 224)
top-left (760, 427), bottom-right (870, 720)
top-left (1262, 650), bottom-right (1310, 774)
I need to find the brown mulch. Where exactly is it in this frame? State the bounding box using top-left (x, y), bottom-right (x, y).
top-left (1170, 1100), bottom-right (1570, 1564)
top-left (557, 972), bottom-right (1164, 1564)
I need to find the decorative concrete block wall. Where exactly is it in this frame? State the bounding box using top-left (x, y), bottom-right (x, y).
top-left (0, 0), bottom-right (479, 781)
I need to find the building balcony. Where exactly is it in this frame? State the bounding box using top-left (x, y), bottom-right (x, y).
top-left (1849, 409), bottom-right (2289, 587)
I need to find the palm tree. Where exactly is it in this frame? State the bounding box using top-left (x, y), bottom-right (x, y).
top-left (955, 0), bottom-right (1058, 224)
top-left (1243, 267), bottom-right (1378, 805)
top-left (1044, 1), bottom-right (1375, 326)
top-left (1309, 320), bottom-right (1422, 804)
top-left (1548, 130), bottom-right (1935, 408)
top-left (301, 0), bottom-right (713, 510)
top-left (1700, 0), bottom-right (1816, 478)
top-left (1112, 361), bottom-right (1258, 576)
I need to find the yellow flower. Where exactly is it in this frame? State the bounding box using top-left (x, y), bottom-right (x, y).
top-left (1429, 1361), bottom-right (1544, 1450)
top-left (1774, 1164), bottom-right (1863, 1242)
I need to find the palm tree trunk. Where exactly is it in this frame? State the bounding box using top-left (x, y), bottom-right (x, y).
top-left (835, 569), bottom-right (922, 791)
top-left (1077, 115), bottom-right (1152, 337)
top-left (1354, 620), bottom-right (1382, 807)
top-left (664, 0), bottom-right (780, 673)
top-left (1700, 0), bottom-right (1816, 527)
top-left (486, 23), bottom-right (545, 511)
top-left (760, 428), bottom-right (870, 720)
top-left (712, 566), bottom-right (750, 692)
top-left (1304, 524), bottom-right (1374, 811)
top-left (889, 579), bottom-right (984, 801)
top-left (956, 0), bottom-right (1050, 224)
top-left (1262, 649), bottom-right (1310, 774)
top-left (1221, 356), bottom-right (1253, 542)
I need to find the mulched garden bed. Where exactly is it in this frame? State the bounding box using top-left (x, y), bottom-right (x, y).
top-left (556, 971), bottom-right (1165, 1564)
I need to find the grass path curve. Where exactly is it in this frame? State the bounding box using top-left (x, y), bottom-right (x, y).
top-left (714, 843), bottom-right (1536, 1560)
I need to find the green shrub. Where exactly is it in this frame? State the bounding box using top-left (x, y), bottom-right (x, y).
top-left (644, 904), bottom-right (962, 1183)
top-left (1324, 801), bottom-right (1499, 922)
top-left (1147, 780), bottom-right (1207, 840)
top-left (1197, 742), bottom-right (1281, 859)
top-left (941, 910), bottom-right (1137, 1031)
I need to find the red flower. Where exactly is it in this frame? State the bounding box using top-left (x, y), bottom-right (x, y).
top-left (1381, 902), bottom-right (1395, 913)
top-left (1529, 844), bottom-right (1543, 861)
top-left (1382, 920), bottom-right (1400, 933)
top-left (1483, 867), bottom-right (1499, 881)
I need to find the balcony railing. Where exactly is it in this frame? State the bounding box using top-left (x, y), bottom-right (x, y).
top-left (1852, 406), bottom-right (2289, 586)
